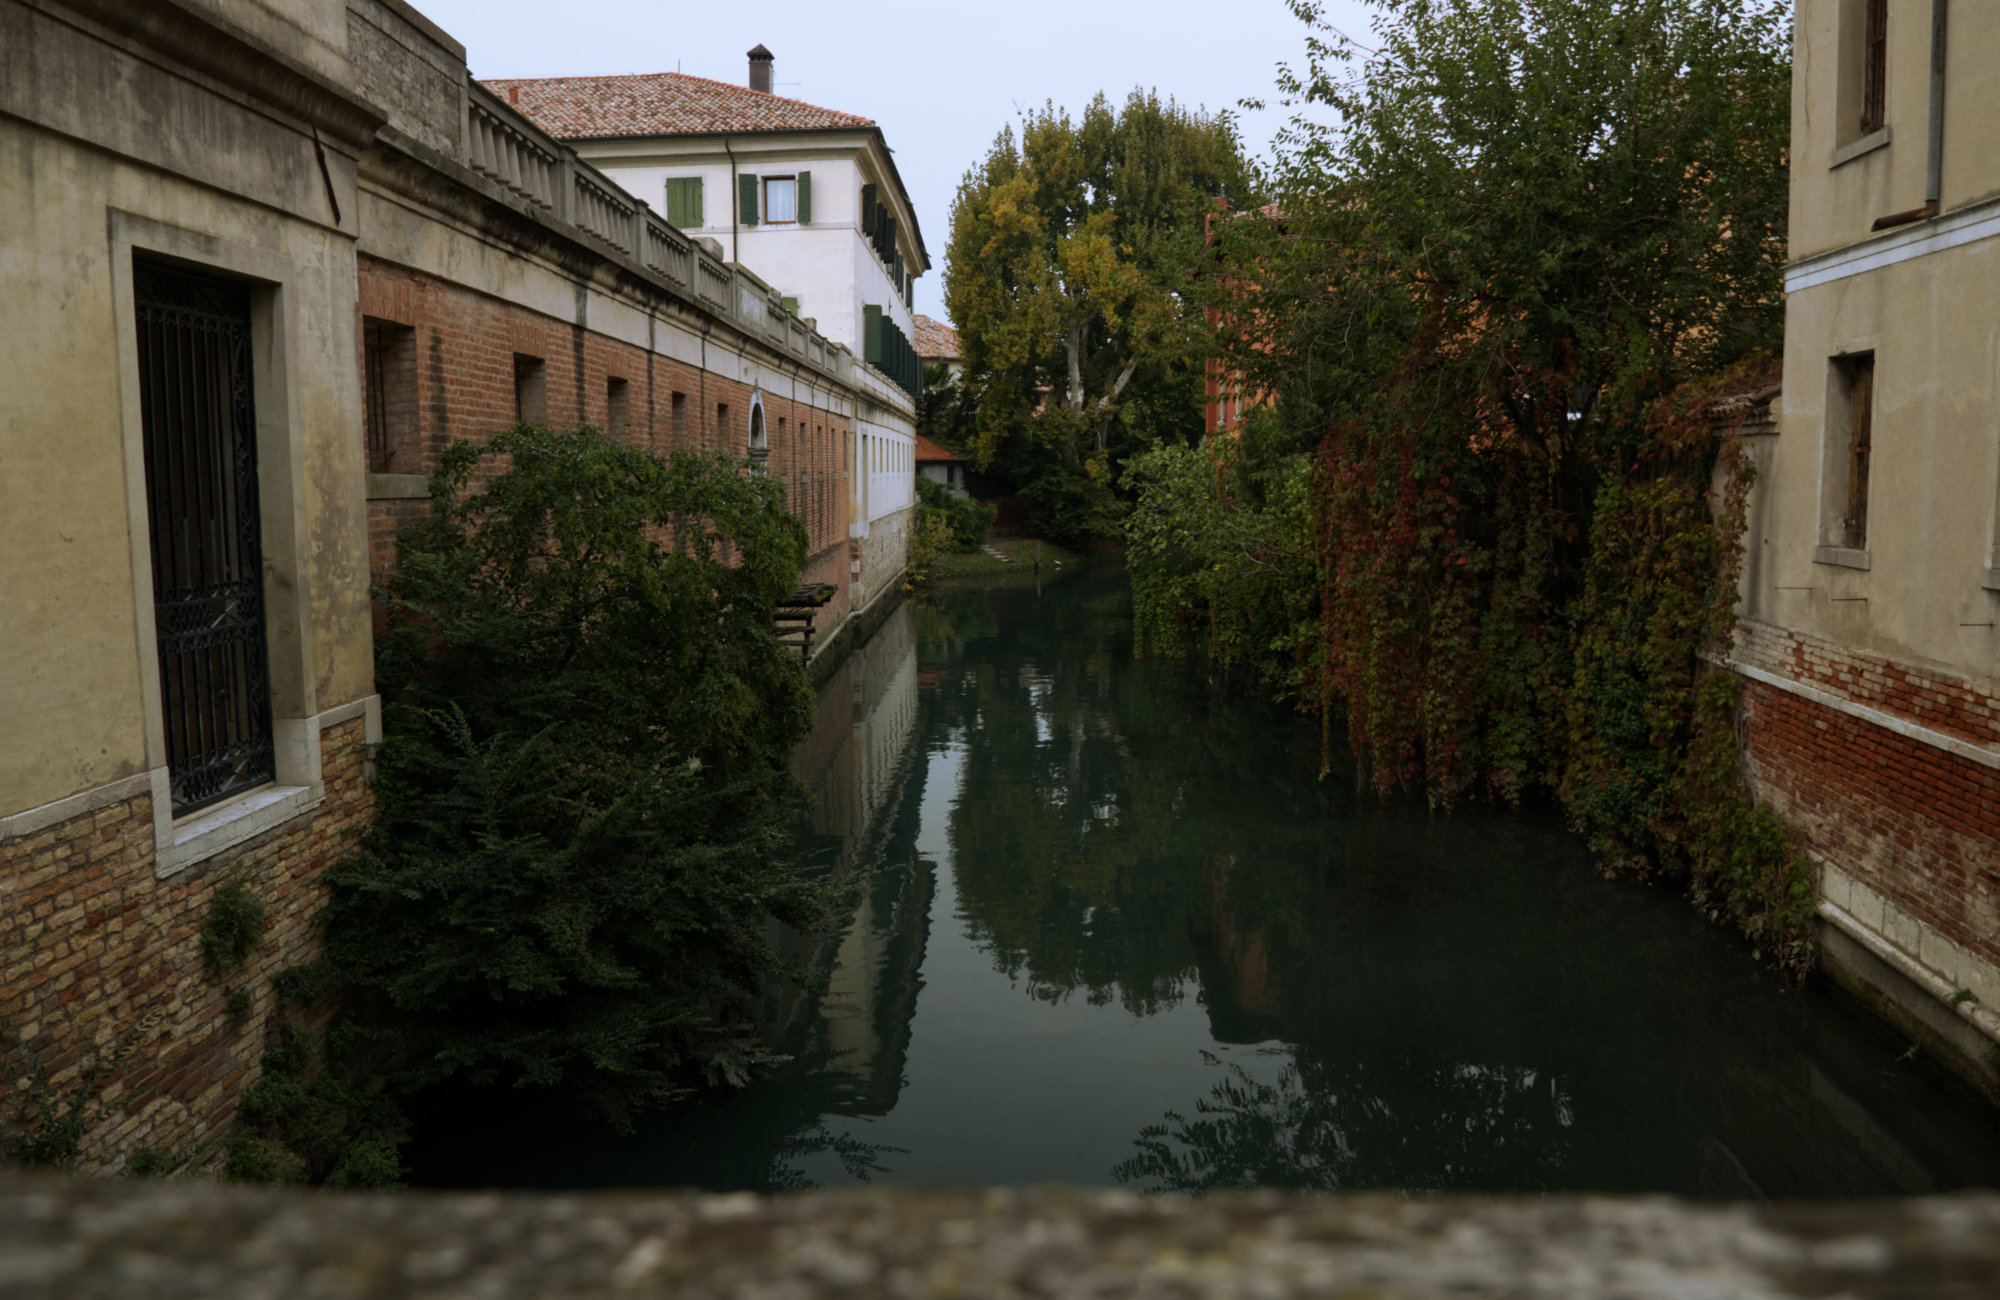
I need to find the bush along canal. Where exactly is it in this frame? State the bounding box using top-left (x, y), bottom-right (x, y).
top-left (404, 564), bottom-right (2000, 1196)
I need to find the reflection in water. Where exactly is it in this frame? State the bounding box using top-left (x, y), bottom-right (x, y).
top-left (406, 569), bottom-right (2000, 1196)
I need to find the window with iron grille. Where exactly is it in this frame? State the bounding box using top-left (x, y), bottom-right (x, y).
top-left (1861, 0), bottom-right (1888, 135)
top-left (133, 259), bottom-right (276, 815)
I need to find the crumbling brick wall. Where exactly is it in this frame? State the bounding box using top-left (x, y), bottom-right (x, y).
top-left (0, 719), bottom-right (373, 1171)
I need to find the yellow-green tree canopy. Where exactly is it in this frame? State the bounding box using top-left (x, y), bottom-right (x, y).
top-left (945, 89), bottom-right (1258, 544)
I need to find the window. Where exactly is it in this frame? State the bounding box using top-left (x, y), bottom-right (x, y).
top-left (665, 176), bottom-right (704, 229)
top-left (764, 176), bottom-right (797, 224)
top-left (606, 377), bottom-right (630, 441)
top-left (134, 259), bottom-right (276, 815)
top-left (716, 402), bottom-right (729, 452)
top-left (749, 401), bottom-right (768, 457)
top-left (1861, 0), bottom-right (1888, 135)
top-left (1841, 355), bottom-right (1875, 550)
top-left (514, 354), bottom-right (547, 425)
top-left (672, 391), bottom-right (687, 443)
top-left (362, 318), bottom-right (416, 474)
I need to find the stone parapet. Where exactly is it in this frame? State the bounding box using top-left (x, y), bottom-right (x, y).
top-left (5, 1174), bottom-right (2000, 1297)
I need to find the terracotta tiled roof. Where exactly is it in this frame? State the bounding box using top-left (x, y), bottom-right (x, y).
top-left (481, 72), bottom-right (875, 140)
top-left (914, 434), bottom-right (962, 463)
top-left (913, 314), bottom-right (959, 360)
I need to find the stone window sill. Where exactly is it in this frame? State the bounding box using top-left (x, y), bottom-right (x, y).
top-left (157, 782), bottom-right (317, 879)
top-left (366, 473), bottom-right (429, 500)
top-left (1830, 126), bottom-right (1891, 170)
top-left (1813, 546), bottom-right (1872, 571)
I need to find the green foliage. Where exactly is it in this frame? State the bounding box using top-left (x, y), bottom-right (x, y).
top-left (2, 1012), bottom-right (159, 1168)
top-left (126, 1145), bottom-right (183, 1178)
top-left (320, 426), bottom-right (828, 1123)
top-left (915, 362), bottom-right (977, 455)
top-left (1122, 410), bottom-right (1317, 694)
top-left (224, 987), bottom-right (254, 1025)
top-left (1131, 0), bottom-right (1812, 967)
top-left (916, 476), bottom-right (995, 554)
top-left (905, 511), bottom-right (958, 590)
top-left (200, 878), bottom-right (266, 979)
top-left (228, 1023), bottom-right (406, 1188)
top-left (946, 88), bottom-right (1258, 541)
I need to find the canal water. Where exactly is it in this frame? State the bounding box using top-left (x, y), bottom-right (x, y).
top-left (407, 563), bottom-right (2000, 1196)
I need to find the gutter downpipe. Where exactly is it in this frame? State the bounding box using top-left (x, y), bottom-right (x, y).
top-left (723, 135), bottom-right (740, 263)
top-left (1873, 0), bottom-right (1948, 232)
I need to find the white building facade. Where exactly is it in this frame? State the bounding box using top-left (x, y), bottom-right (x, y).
top-left (489, 52), bottom-right (923, 608)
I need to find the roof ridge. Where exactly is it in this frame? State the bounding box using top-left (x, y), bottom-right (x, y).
top-left (481, 69), bottom-right (875, 130)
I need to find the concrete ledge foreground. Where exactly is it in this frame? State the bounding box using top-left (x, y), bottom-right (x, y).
top-left (5, 1176), bottom-right (2000, 1298)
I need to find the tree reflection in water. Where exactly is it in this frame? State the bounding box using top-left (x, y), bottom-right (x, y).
top-left (1114, 1051), bottom-right (1576, 1193)
top-left (407, 568), bottom-right (2000, 1196)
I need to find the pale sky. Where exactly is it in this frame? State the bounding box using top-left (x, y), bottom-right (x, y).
top-left (410, 0), bottom-right (1374, 323)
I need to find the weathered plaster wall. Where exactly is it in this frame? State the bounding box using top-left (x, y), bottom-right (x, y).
top-left (0, 0), bottom-right (376, 818)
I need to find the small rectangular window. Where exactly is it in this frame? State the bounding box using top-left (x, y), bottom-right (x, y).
top-left (672, 391), bottom-right (688, 443)
top-left (764, 176), bottom-right (798, 224)
top-left (514, 353), bottom-right (547, 425)
top-left (665, 176), bottom-right (704, 229)
top-left (716, 402), bottom-right (729, 451)
top-left (1843, 355), bottom-right (1876, 550)
top-left (362, 318), bottom-right (417, 474)
top-left (606, 376), bottom-right (630, 441)
top-left (1861, 0), bottom-right (1888, 135)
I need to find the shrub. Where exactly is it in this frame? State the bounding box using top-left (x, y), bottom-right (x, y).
top-left (200, 878), bottom-right (266, 978)
top-left (318, 427), bottom-right (830, 1123)
top-left (916, 475), bottom-right (996, 553)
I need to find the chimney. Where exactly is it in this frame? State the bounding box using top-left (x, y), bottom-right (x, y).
top-left (747, 45), bottom-right (773, 94)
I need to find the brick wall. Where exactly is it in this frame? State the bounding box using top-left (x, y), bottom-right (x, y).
top-left (356, 256), bottom-right (856, 650)
top-left (0, 718), bottom-right (373, 1171)
top-left (1735, 620), bottom-right (2000, 982)
top-left (1737, 619), bottom-right (2000, 749)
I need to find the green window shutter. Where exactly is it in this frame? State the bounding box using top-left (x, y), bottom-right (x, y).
top-left (796, 171), bottom-right (812, 224)
top-left (861, 184), bottom-right (877, 237)
top-left (665, 177), bottom-right (703, 228)
top-left (739, 173), bottom-right (760, 226)
top-left (863, 305), bottom-right (883, 365)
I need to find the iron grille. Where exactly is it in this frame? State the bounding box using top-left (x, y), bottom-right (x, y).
top-left (134, 259), bottom-right (277, 815)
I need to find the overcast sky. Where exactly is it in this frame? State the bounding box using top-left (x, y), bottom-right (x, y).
top-left (412, 0), bottom-right (1375, 323)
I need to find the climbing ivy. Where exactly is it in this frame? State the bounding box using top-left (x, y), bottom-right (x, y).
top-left (1129, 0), bottom-right (1814, 969)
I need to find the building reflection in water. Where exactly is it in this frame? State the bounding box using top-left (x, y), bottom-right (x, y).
top-left (779, 604), bottom-right (930, 1119)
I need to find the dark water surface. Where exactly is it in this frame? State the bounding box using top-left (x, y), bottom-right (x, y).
top-left (408, 565), bottom-right (2000, 1196)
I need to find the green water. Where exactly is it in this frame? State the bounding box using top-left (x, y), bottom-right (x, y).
top-left (408, 565), bottom-right (2000, 1195)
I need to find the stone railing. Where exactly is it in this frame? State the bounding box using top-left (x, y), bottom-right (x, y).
top-left (466, 94), bottom-right (560, 213)
top-left (4, 1174), bottom-right (1998, 1297)
top-left (463, 84), bottom-right (843, 381)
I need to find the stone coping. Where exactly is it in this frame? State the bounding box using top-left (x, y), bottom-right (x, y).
top-left (4, 1174), bottom-right (2000, 1297)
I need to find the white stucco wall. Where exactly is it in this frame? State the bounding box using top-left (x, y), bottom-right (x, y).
top-left (579, 134), bottom-right (921, 357)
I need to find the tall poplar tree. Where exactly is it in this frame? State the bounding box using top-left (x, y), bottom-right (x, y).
top-left (946, 89), bottom-right (1258, 544)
